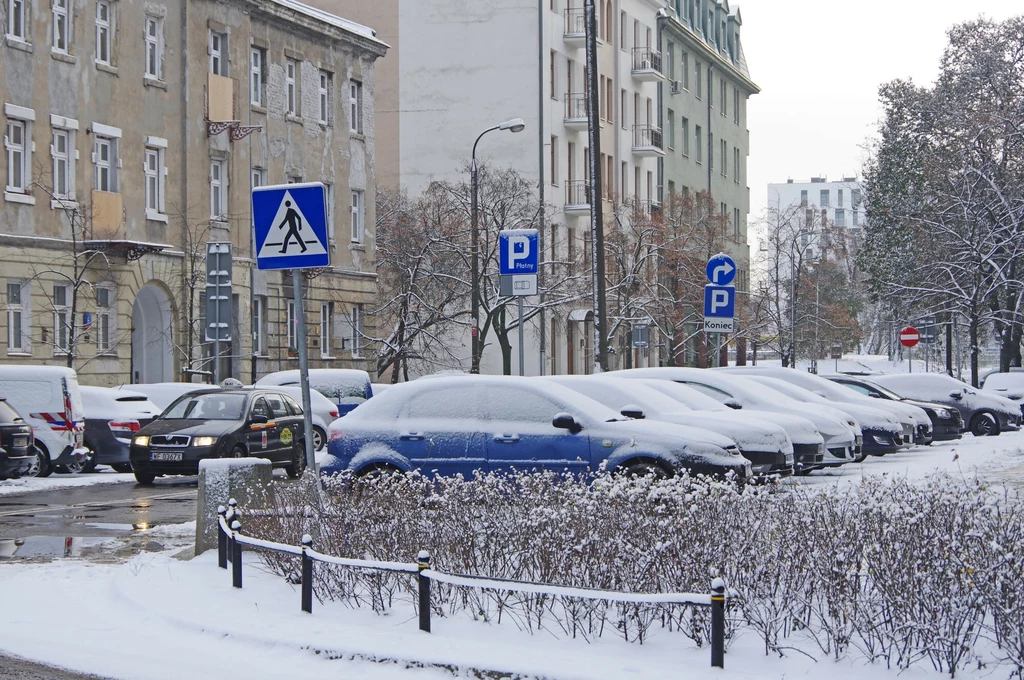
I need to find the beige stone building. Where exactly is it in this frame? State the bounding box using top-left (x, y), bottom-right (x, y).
top-left (0, 0), bottom-right (387, 385)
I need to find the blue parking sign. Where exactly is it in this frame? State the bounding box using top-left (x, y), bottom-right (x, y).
top-left (499, 229), bottom-right (539, 275)
top-left (704, 284), bottom-right (735, 318)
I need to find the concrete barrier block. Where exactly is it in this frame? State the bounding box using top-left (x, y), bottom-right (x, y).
top-left (195, 458), bottom-right (273, 557)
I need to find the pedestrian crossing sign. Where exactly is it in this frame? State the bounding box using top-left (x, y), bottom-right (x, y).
top-left (252, 182), bottom-right (331, 271)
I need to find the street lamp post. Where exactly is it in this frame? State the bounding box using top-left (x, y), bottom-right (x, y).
top-left (788, 230), bottom-right (817, 369)
top-left (470, 118), bottom-right (526, 374)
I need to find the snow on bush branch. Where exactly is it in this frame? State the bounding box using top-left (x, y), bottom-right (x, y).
top-left (245, 471), bottom-right (1024, 677)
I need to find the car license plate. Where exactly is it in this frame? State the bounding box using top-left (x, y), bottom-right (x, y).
top-left (151, 451), bottom-right (183, 462)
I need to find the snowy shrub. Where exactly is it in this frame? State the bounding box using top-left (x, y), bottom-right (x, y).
top-left (243, 470), bottom-right (1024, 677)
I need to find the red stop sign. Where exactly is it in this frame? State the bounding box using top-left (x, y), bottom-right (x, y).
top-left (899, 327), bottom-right (920, 348)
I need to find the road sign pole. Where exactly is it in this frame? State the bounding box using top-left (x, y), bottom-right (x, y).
top-left (518, 296), bottom-right (525, 376)
top-left (292, 269), bottom-right (317, 479)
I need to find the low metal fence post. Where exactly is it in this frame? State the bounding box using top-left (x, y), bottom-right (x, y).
top-left (710, 578), bottom-right (726, 668)
top-left (301, 534), bottom-right (314, 614)
top-left (225, 499), bottom-right (238, 565)
top-left (417, 550), bottom-right (431, 633)
top-left (217, 505), bottom-right (227, 569)
top-left (231, 516), bottom-right (243, 589)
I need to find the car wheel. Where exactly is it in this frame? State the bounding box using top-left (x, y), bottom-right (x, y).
top-left (231, 445), bottom-right (247, 458)
top-left (58, 448), bottom-right (95, 475)
top-left (134, 470), bottom-right (156, 485)
top-left (970, 412), bottom-right (999, 437)
top-left (312, 426), bottom-right (326, 452)
top-left (795, 468), bottom-right (813, 476)
top-left (356, 463), bottom-right (402, 479)
top-left (112, 463), bottom-right (133, 473)
top-left (27, 445), bottom-right (52, 478)
top-left (619, 461), bottom-right (669, 479)
top-left (285, 442), bottom-right (307, 479)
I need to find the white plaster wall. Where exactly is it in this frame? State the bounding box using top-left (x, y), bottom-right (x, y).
top-left (397, 0), bottom-right (540, 194)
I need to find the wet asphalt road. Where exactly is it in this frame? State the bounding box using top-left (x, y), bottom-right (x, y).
top-left (0, 478), bottom-right (197, 560)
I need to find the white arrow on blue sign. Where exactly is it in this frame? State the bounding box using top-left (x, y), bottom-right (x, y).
top-left (252, 182), bottom-right (331, 271)
top-left (499, 229), bottom-right (539, 275)
top-left (705, 253), bottom-right (736, 286)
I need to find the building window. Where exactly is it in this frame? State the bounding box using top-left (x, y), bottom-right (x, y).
top-left (144, 16), bottom-right (163, 79)
top-left (349, 80), bottom-right (362, 133)
top-left (620, 160), bottom-right (627, 199)
top-left (250, 47), bottom-right (265, 107)
top-left (694, 125), bottom-right (702, 163)
top-left (144, 145), bottom-right (165, 217)
top-left (252, 295), bottom-right (267, 355)
top-left (667, 109), bottom-right (675, 150)
top-left (350, 190), bottom-right (364, 243)
top-left (95, 285), bottom-right (113, 352)
top-left (286, 300), bottom-right (297, 352)
top-left (6, 281), bottom-right (27, 352)
top-left (619, 10), bottom-right (626, 50)
top-left (7, 0), bottom-right (26, 40)
top-left (734, 147), bottom-right (740, 184)
top-left (666, 42), bottom-right (675, 81)
top-left (549, 50), bottom-right (556, 99)
top-left (820, 189), bottom-right (830, 207)
top-left (720, 78), bottom-right (727, 116)
top-left (853, 209), bottom-right (860, 227)
top-left (733, 87), bottom-right (740, 124)
top-left (349, 304), bottom-right (363, 358)
top-left (681, 51), bottom-right (688, 90)
top-left (95, 0), bottom-right (111, 65)
top-left (734, 207), bottom-right (741, 239)
top-left (709, 132), bottom-right (714, 171)
top-left (550, 135), bottom-right (557, 185)
top-left (251, 167), bottom-right (266, 189)
top-left (93, 135), bottom-right (117, 192)
top-left (852, 188), bottom-right (861, 209)
top-left (620, 88), bottom-right (627, 130)
top-left (318, 70), bottom-right (331, 125)
top-left (720, 139), bottom-right (727, 177)
top-left (319, 302), bottom-right (333, 358)
top-left (53, 283), bottom-right (71, 354)
top-left (210, 159), bottom-right (226, 220)
top-left (51, 129), bottom-right (71, 199)
top-left (835, 208), bottom-right (846, 228)
top-left (285, 59), bottom-right (297, 115)
top-left (800, 189), bottom-right (808, 206)
top-left (694, 60), bottom-right (702, 99)
top-left (53, 0), bottom-right (70, 52)
top-left (5, 118), bottom-right (29, 194)
top-left (837, 188), bottom-right (845, 208)
top-left (324, 181), bottom-right (335, 242)
top-left (681, 116), bottom-right (689, 156)
top-left (209, 31), bottom-right (227, 76)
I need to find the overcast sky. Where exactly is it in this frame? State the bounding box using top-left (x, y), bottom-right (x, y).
top-left (740, 0), bottom-right (1022, 243)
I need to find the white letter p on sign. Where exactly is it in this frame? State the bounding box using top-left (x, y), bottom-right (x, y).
top-left (710, 289), bottom-right (729, 315)
top-left (509, 235), bottom-right (530, 270)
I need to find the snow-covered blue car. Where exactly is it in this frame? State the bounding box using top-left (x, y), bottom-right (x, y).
top-left (323, 375), bottom-right (751, 480)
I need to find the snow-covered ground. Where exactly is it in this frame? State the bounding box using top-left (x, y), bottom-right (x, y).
top-left (1, 431), bottom-right (1023, 679)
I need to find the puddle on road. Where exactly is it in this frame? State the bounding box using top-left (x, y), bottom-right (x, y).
top-left (1, 523), bottom-right (162, 559)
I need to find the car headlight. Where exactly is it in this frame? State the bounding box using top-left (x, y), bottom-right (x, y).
top-left (133, 436), bottom-right (149, 447)
top-left (193, 436), bottom-right (217, 447)
top-left (935, 408), bottom-right (952, 419)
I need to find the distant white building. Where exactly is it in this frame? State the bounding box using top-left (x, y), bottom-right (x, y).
top-left (768, 176), bottom-right (864, 232)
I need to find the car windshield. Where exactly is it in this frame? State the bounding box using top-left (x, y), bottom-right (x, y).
top-left (0, 399), bottom-right (23, 424)
top-left (855, 380), bottom-right (904, 401)
top-left (639, 380), bottom-right (728, 411)
top-left (163, 393), bottom-right (246, 420)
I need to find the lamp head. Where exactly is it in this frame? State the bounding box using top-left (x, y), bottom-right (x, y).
top-left (499, 117), bottom-right (526, 133)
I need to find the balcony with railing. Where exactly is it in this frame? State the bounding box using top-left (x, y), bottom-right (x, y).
top-left (563, 7), bottom-right (588, 44)
top-left (631, 47), bottom-right (665, 82)
top-left (632, 124), bottom-right (664, 157)
top-left (565, 179), bottom-right (591, 213)
top-left (564, 93), bottom-right (588, 129)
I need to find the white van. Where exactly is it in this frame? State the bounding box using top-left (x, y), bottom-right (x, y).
top-left (0, 366), bottom-right (89, 476)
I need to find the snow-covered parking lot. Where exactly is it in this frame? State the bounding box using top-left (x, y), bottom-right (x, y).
top-left (1, 432), bottom-right (1023, 680)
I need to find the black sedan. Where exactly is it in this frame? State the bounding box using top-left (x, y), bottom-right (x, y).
top-left (129, 389), bottom-right (307, 485)
top-left (827, 376), bottom-right (963, 442)
top-left (0, 398), bottom-right (34, 479)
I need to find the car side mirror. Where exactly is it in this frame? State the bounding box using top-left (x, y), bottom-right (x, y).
top-left (949, 390), bottom-right (964, 400)
top-left (620, 405), bottom-right (645, 419)
top-left (552, 412), bottom-right (583, 434)
top-left (250, 413), bottom-right (269, 424)
top-left (724, 399), bottom-right (742, 410)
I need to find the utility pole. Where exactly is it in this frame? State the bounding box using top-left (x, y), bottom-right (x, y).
top-left (584, 0), bottom-right (608, 372)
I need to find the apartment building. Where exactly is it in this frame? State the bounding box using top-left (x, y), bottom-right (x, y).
top-left (1, 0), bottom-right (387, 385)
top-left (768, 176), bottom-right (864, 234)
top-left (331, 0), bottom-right (688, 375)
